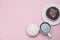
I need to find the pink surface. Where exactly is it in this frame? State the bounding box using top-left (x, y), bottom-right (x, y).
top-left (0, 0), bottom-right (60, 40)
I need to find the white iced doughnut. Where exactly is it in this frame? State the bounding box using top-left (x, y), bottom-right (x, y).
top-left (26, 24), bottom-right (39, 36)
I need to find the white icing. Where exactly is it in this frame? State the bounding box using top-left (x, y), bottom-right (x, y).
top-left (26, 24), bottom-right (39, 36)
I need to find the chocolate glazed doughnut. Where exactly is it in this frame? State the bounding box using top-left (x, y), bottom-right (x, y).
top-left (46, 7), bottom-right (60, 20)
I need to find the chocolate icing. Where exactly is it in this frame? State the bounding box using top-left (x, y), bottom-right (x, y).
top-left (46, 7), bottom-right (59, 20)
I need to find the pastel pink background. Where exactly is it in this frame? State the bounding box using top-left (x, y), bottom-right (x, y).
top-left (0, 0), bottom-right (60, 40)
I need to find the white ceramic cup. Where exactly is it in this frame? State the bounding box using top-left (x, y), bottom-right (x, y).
top-left (40, 22), bottom-right (51, 38)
